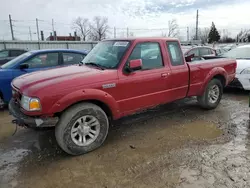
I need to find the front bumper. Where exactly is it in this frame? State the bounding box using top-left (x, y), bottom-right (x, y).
top-left (227, 73), bottom-right (250, 90)
top-left (9, 99), bottom-right (59, 128)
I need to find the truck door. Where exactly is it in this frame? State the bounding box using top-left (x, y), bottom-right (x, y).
top-left (165, 41), bottom-right (189, 100)
top-left (117, 41), bottom-right (172, 114)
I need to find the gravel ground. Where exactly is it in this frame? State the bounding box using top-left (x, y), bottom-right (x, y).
top-left (0, 89), bottom-right (249, 188)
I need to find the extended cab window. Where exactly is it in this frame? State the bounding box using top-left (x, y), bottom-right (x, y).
top-left (128, 42), bottom-right (163, 70)
top-left (167, 42), bottom-right (184, 66)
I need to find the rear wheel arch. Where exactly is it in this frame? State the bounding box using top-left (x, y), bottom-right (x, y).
top-left (200, 68), bottom-right (227, 95)
top-left (212, 74), bottom-right (226, 87)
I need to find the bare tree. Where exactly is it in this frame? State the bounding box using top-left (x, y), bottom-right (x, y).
top-left (161, 31), bottom-right (167, 37)
top-left (168, 19), bottom-right (179, 37)
top-left (199, 27), bottom-right (210, 44)
top-left (237, 29), bottom-right (250, 42)
top-left (129, 32), bottom-right (135, 37)
top-left (89, 16), bottom-right (109, 41)
top-left (72, 17), bottom-right (90, 41)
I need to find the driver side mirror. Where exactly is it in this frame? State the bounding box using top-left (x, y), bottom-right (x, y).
top-left (20, 63), bottom-right (29, 69)
top-left (185, 54), bottom-right (195, 62)
top-left (128, 59), bottom-right (142, 72)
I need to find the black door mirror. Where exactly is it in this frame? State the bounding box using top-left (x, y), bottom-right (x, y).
top-left (20, 63), bottom-right (29, 69)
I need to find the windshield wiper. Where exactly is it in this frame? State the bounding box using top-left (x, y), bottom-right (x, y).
top-left (83, 62), bottom-right (106, 70)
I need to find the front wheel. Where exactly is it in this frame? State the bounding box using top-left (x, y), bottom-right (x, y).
top-left (55, 103), bottom-right (109, 155)
top-left (197, 79), bottom-right (223, 110)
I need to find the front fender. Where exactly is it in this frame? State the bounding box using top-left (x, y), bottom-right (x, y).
top-left (199, 67), bottom-right (227, 95)
top-left (48, 89), bottom-right (120, 119)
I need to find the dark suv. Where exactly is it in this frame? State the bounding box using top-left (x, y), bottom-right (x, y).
top-left (0, 49), bottom-right (27, 65)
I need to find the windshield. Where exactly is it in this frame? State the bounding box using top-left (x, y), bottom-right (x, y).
top-left (222, 47), bottom-right (250, 59)
top-left (1, 51), bottom-right (32, 69)
top-left (81, 40), bottom-right (130, 69)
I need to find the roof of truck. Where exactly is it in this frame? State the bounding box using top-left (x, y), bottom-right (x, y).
top-left (103, 37), bottom-right (179, 42)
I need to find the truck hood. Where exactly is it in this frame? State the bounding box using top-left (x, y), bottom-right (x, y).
top-left (236, 59), bottom-right (250, 74)
top-left (12, 65), bottom-right (117, 94)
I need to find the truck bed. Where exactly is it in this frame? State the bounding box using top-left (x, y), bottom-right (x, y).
top-left (187, 58), bottom-right (236, 96)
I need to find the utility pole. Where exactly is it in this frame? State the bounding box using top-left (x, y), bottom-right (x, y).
top-left (195, 9), bottom-right (199, 40)
top-left (114, 27), bottom-right (116, 38)
top-left (29, 27), bottom-right (32, 41)
top-left (9, 14), bottom-right (14, 40)
top-left (127, 27), bottom-right (129, 38)
top-left (36, 18), bottom-right (40, 41)
top-left (52, 19), bottom-right (55, 33)
top-left (187, 27), bottom-right (189, 41)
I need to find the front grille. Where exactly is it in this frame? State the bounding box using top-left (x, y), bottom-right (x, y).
top-left (12, 88), bottom-right (22, 107)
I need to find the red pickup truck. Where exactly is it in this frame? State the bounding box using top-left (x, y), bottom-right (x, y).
top-left (9, 38), bottom-right (236, 155)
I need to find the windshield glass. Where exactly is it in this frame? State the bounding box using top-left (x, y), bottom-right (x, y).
top-left (222, 47), bottom-right (250, 59)
top-left (1, 51), bottom-right (32, 69)
top-left (81, 40), bottom-right (130, 69)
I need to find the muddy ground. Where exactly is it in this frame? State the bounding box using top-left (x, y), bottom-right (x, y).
top-left (0, 89), bottom-right (250, 188)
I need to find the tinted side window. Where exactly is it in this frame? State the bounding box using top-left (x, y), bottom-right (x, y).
top-left (200, 48), bottom-right (211, 56)
top-left (167, 42), bottom-right (184, 66)
top-left (187, 49), bottom-right (199, 57)
top-left (10, 50), bottom-right (25, 57)
top-left (63, 53), bottom-right (85, 65)
top-left (128, 42), bottom-right (163, 70)
top-left (24, 53), bottom-right (59, 68)
top-left (0, 50), bottom-right (9, 58)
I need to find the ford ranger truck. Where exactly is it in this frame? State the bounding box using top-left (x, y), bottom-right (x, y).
top-left (9, 38), bottom-right (236, 155)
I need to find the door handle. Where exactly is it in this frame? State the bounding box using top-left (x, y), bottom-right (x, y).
top-left (161, 73), bottom-right (170, 77)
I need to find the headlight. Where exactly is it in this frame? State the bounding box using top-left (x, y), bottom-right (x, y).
top-left (241, 68), bottom-right (250, 74)
top-left (20, 95), bottom-right (41, 111)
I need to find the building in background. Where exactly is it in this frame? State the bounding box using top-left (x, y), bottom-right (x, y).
top-left (46, 32), bottom-right (80, 41)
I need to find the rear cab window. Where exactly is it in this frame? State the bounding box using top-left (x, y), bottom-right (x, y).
top-left (166, 41), bottom-right (184, 66)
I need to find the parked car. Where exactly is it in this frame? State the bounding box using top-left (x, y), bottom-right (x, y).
top-left (9, 38), bottom-right (236, 155)
top-left (0, 49), bottom-right (88, 107)
top-left (0, 49), bottom-right (27, 65)
top-left (182, 46), bottom-right (216, 61)
top-left (214, 47), bottom-right (228, 56)
top-left (222, 45), bottom-right (250, 90)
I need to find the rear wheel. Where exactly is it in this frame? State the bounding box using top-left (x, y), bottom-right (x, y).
top-left (55, 103), bottom-right (109, 155)
top-left (197, 79), bottom-right (223, 110)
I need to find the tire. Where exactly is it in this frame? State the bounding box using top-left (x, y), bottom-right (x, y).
top-left (55, 102), bottom-right (109, 155)
top-left (0, 96), bottom-right (5, 109)
top-left (197, 79), bottom-right (223, 110)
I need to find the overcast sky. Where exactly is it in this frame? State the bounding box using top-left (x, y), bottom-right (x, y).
top-left (0, 0), bottom-right (250, 40)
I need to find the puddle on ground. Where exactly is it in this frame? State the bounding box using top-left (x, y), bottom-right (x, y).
top-left (0, 92), bottom-right (243, 188)
top-left (9, 119), bottom-right (224, 188)
top-left (177, 121), bottom-right (223, 140)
